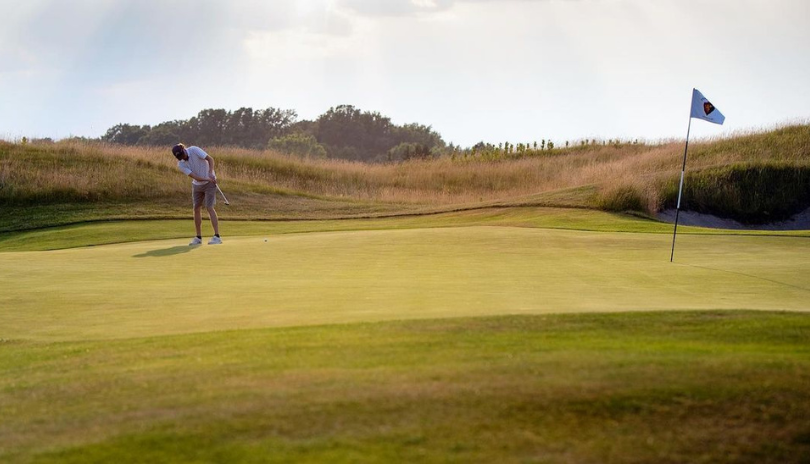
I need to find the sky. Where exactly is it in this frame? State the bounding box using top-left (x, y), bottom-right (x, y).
top-left (1, 0), bottom-right (808, 147)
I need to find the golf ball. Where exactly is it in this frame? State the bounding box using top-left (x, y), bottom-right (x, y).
top-left (264, 238), bottom-right (268, 242)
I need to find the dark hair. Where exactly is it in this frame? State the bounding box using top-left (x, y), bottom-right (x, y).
top-left (172, 143), bottom-right (186, 158)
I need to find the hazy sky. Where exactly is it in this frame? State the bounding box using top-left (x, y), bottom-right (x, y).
top-left (1, 0), bottom-right (808, 146)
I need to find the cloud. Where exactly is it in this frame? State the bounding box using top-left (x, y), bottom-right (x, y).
top-left (0, 0), bottom-right (361, 88)
top-left (0, 1), bottom-right (283, 72)
top-left (337, 0), bottom-right (456, 17)
top-left (336, 0), bottom-right (572, 18)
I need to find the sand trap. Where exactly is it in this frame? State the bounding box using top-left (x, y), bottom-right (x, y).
top-left (657, 208), bottom-right (810, 231)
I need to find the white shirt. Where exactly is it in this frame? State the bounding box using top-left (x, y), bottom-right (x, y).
top-left (177, 146), bottom-right (214, 186)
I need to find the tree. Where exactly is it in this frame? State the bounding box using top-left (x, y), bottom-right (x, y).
top-left (101, 124), bottom-right (150, 145)
top-left (288, 120), bottom-right (318, 137)
top-left (394, 123), bottom-right (445, 150)
top-left (189, 109), bottom-right (229, 146)
top-left (255, 107), bottom-right (297, 146)
top-left (313, 105), bottom-right (446, 162)
top-left (315, 105), bottom-right (398, 161)
top-left (136, 123), bottom-right (179, 146)
top-left (98, 104), bottom-right (446, 162)
top-left (387, 142), bottom-right (432, 162)
top-left (316, 105), bottom-right (370, 161)
top-left (223, 107), bottom-right (255, 146)
top-left (267, 133), bottom-right (327, 159)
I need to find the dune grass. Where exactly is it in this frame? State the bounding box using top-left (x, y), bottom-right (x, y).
top-left (672, 163), bottom-right (810, 222)
top-left (3, 124), bottom-right (809, 231)
top-left (2, 312), bottom-right (809, 463)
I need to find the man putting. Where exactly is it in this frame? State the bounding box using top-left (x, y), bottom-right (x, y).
top-left (172, 143), bottom-right (222, 245)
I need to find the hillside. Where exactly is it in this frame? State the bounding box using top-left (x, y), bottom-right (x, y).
top-left (1, 124), bottom-right (809, 232)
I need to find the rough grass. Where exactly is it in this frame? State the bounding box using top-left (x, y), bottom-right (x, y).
top-left (2, 124), bottom-right (809, 231)
top-left (1, 312), bottom-right (809, 464)
top-left (669, 163), bottom-right (810, 223)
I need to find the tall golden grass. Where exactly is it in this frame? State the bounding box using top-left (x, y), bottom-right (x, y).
top-left (2, 124), bottom-right (809, 220)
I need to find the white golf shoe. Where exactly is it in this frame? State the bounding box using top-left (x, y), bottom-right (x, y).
top-left (189, 237), bottom-right (202, 246)
top-left (208, 236), bottom-right (222, 245)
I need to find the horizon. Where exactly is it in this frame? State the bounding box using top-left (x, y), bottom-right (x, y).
top-left (5, 110), bottom-right (808, 148)
top-left (2, 0), bottom-right (809, 147)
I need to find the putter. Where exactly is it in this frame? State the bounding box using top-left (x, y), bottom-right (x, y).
top-left (216, 184), bottom-right (230, 205)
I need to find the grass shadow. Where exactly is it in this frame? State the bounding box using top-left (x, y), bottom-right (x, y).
top-left (134, 245), bottom-right (198, 258)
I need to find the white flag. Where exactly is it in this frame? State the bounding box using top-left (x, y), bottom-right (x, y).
top-left (690, 88), bottom-right (725, 125)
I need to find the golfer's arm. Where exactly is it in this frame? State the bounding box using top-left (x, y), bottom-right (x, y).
top-left (205, 155), bottom-right (215, 175)
top-left (188, 173), bottom-right (212, 182)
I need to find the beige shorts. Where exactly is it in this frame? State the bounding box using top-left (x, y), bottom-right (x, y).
top-left (192, 182), bottom-right (217, 209)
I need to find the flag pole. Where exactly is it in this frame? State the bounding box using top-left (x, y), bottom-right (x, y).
top-left (670, 107), bottom-right (693, 263)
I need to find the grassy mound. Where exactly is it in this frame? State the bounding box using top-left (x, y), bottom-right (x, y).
top-left (664, 163), bottom-right (810, 223)
top-left (2, 124), bottom-right (809, 231)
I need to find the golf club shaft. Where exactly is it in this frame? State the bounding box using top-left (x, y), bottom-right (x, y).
top-left (216, 184), bottom-right (230, 205)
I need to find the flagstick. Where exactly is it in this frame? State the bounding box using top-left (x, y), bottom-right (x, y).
top-left (670, 115), bottom-right (693, 262)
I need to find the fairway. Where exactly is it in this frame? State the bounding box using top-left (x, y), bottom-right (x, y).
top-left (1, 220), bottom-right (808, 342)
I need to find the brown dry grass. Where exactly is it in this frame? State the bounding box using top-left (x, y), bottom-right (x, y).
top-left (2, 124), bottom-right (809, 216)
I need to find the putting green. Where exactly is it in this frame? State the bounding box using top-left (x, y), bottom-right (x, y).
top-left (2, 226), bottom-right (808, 342)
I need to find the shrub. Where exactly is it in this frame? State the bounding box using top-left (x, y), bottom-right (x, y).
top-left (387, 143), bottom-right (433, 162)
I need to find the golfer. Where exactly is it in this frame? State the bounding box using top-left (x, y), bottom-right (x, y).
top-left (172, 143), bottom-right (222, 245)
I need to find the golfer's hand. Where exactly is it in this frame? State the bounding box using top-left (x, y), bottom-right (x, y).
top-left (209, 175), bottom-right (217, 185)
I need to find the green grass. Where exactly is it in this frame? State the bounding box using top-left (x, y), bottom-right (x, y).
top-left (2, 210), bottom-right (808, 462)
top-left (2, 218), bottom-right (809, 341)
top-left (2, 312), bottom-right (809, 463)
top-left (2, 207), bottom-right (809, 252)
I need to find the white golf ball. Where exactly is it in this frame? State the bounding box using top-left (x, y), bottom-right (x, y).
top-left (264, 238), bottom-right (268, 242)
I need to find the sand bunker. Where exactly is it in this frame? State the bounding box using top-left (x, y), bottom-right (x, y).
top-left (657, 208), bottom-right (810, 231)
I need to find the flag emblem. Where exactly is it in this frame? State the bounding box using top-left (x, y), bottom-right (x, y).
top-left (690, 89), bottom-right (725, 125)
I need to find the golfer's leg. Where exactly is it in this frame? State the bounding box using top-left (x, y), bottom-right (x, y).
top-left (205, 184), bottom-right (219, 236)
top-left (194, 206), bottom-right (203, 237)
top-left (208, 207), bottom-right (219, 236)
top-left (192, 185), bottom-right (205, 237)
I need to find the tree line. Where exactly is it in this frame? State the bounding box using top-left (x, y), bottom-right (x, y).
top-left (101, 105), bottom-right (446, 163)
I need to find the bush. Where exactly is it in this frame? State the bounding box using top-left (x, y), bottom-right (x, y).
top-left (386, 143), bottom-right (433, 162)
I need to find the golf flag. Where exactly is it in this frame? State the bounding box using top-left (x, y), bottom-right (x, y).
top-left (670, 88), bottom-right (726, 262)
top-left (690, 88), bottom-right (725, 125)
